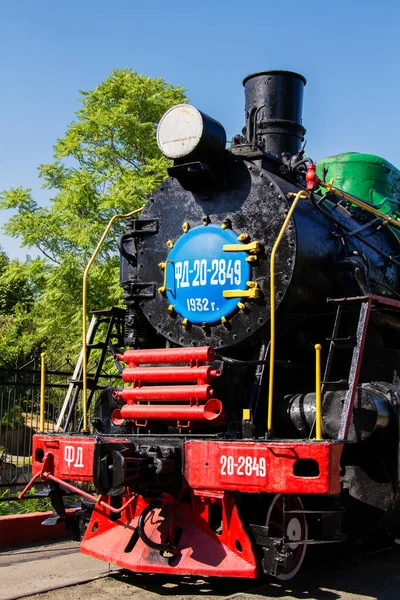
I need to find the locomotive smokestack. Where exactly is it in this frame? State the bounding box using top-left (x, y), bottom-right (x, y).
top-left (243, 70), bottom-right (306, 159)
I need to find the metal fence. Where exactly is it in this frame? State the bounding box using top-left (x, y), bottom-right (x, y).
top-left (0, 354), bottom-right (120, 500)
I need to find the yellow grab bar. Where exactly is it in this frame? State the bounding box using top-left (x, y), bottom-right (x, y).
top-left (82, 205), bottom-right (144, 432)
top-left (158, 259), bottom-right (173, 294)
top-left (267, 190), bottom-right (310, 435)
top-left (315, 344), bottom-right (322, 440)
top-left (320, 179), bottom-right (400, 229)
top-left (40, 352), bottom-right (46, 432)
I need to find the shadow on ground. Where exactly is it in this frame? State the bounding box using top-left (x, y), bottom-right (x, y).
top-left (109, 544), bottom-right (400, 600)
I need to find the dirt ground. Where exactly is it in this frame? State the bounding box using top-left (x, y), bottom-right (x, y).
top-left (3, 541), bottom-right (400, 600)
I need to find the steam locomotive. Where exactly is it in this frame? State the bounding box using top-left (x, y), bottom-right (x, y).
top-left (28, 70), bottom-right (400, 580)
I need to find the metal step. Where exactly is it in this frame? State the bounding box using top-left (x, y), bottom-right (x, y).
top-left (86, 343), bottom-right (107, 350)
top-left (67, 377), bottom-right (97, 389)
top-left (284, 509), bottom-right (344, 514)
top-left (90, 307), bottom-right (126, 316)
top-left (250, 524), bottom-right (346, 546)
top-left (268, 536), bottom-right (346, 545)
top-left (321, 379), bottom-right (349, 391)
top-left (325, 336), bottom-right (356, 349)
top-left (41, 516), bottom-right (62, 526)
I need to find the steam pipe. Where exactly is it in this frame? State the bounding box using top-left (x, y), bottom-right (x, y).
top-left (113, 398), bottom-right (223, 422)
top-left (121, 366), bottom-right (221, 383)
top-left (114, 384), bottom-right (215, 402)
top-left (117, 346), bottom-right (215, 366)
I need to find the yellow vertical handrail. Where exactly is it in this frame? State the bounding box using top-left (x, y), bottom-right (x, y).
top-left (82, 206), bottom-right (144, 432)
top-left (40, 352), bottom-right (46, 432)
top-left (267, 190), bottom-right (309, 435)
top-left (315, 344), bottom-right (322, 440)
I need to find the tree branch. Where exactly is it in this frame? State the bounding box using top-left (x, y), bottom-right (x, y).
top-left (35, 241), bottom-right (61, 265)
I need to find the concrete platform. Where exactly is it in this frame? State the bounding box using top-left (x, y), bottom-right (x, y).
top-left (0, 540), bottom-right (117, 600)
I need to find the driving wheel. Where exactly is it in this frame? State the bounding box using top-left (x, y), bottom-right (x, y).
top-left (265, 493), bottom-right (308, 580)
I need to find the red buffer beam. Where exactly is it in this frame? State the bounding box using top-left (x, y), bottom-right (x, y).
top-left (114, 384), bottom-right (215, 402)
top-left (113, 398), bottom-right (223, 422)
top-left (121, 366), bottom-right (221, 383)
top-left (116, 346), bottom-right (215, 366)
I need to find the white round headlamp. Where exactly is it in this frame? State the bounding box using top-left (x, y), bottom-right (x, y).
top-left (157, 104), bottom-right (226, 161)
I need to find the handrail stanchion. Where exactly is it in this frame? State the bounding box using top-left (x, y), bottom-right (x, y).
top-left (315, 344), bottom-right (322, 440)
top-left (267, 190), bottom-right (310, 436)
top-left (40, 352), bottom-right (46, 432)
top-left (82, 205), bottom-right (144, 432)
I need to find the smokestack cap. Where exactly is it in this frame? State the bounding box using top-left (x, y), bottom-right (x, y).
top-left (243, 70), bottom-right (307, 158)
top-left (243, 70), bottom-right (306, 86)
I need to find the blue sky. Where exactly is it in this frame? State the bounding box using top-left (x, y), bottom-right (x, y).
top-left (1, 0), bottom-right (399, 259)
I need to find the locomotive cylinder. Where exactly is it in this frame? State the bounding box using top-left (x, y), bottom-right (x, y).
top-left (281, 385), bottom-right (391, 442)
top-left (243, 70), bottom-right (306, 158)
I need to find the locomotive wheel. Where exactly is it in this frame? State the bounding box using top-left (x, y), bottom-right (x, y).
top-left (265, 494), bottom-right (308, 580)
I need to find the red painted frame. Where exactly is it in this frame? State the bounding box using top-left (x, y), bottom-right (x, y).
top-left (80, 492), bottom-right (258, 577)
top-left (32, 435), bottom-right (95, 481)
top-left (32, 435), bottom-right (343, 496)
top-left (184, 440), bottom-right (343, 495)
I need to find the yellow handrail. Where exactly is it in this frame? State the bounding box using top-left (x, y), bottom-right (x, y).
top-left (267, 190), bottom-right (310, 435)
top-left (158, 259), bottom-right (172, 294)
top-left (320, 179), bottom-right (400, 229)
top-left (315, 344), bottom-right (322, 440)
top-left (82, 206), bottom-right (144, 432)
top-left (40, 352), bottom-right (46, 432)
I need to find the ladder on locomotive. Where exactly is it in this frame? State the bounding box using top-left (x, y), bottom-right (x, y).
top-left (321, 294), bottom-right (400, 441)
top-left (55, 307), bottom-right (125, 433)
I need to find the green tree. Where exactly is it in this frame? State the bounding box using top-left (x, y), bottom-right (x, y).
top-left (0, 70), bottom-right (186, 362)
top-left (0, 246), bottom-right (45, 365)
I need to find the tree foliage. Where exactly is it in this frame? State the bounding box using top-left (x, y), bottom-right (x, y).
top-left (0, 246), bottom-right (44, 365)
top-left (0, 70), bottom-right (186, 364)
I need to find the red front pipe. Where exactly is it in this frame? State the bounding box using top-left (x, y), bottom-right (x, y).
top-left (114, 384), bottom-right (214, 402)
top-left (122, 366), bottom-right (221, 383)
top-left (114, 398), bottom-right (223, 422)
top-left (46, 473), bottom-right (136, 513)
top-left (18, 471), bottom-right (42, 499)
top-left (117, 346), bottom-right (215, 366)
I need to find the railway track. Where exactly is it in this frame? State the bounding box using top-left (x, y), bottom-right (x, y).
top-left (2, 540), bottom-right (400, 600)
